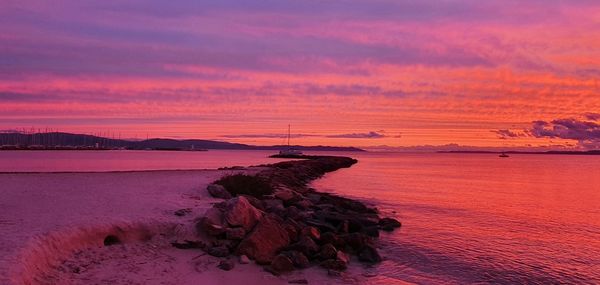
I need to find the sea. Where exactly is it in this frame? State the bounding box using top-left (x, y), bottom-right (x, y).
top-left (1, 150), bottom-right (599, 284)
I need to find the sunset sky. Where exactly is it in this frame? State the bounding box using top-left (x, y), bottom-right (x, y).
top-left (1, 1), bottom-right (600, 149)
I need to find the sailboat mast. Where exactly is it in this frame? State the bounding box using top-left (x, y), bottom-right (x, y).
top-left (287, 124), bottom-right (290, 146)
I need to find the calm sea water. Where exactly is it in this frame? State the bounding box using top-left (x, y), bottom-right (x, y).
top-left (1, 150), bottom-right (599, 284)
top-left (313, 152), bottom-right (600, 284)
top-left (0, 150), bottom-right (289, 172)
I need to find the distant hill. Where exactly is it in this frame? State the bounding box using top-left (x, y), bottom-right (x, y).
top-left (0, 132), bottom-right (364, 152)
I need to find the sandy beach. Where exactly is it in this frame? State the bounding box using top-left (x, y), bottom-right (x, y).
top-left (0, 168), bottom-right (382, 285)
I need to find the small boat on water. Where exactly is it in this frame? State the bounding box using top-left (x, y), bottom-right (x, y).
top-left (279, 148), bottom-right (303, 156)
top-left (499, 152), bottom-right (510, 158)
top-left (278, 124), bottom-right (303, 156)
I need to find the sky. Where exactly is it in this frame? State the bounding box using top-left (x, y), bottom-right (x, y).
top-left (1, 0), bottom-right (600, 149)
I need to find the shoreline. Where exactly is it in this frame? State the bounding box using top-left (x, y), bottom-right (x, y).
top-left (1, 156), bottom-right (400, 284)
top-left (200, 155), bottom-right (401, 274)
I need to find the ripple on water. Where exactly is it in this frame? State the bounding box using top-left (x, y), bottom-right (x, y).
top-left (312, 153), bottom-right (600, 284)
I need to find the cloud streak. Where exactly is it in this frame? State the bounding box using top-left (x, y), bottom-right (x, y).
top-left (223, 131), bottom-right (392, 139)
top-left (585, 113), bottom-right (600, 121)
top-left (492, 129), bottom-right (528, 139)
top-left (326, 131), bottom-right (387, 139)
top-left (221, 133), bottom-right (318, 139)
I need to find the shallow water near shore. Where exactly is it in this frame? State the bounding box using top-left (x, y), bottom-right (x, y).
top-left (2, 150), bottom-right (600, 284)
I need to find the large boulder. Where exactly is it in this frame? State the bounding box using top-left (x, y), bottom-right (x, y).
top-left (207, 184), bottom-right (232, 199)
top-left (224, 196), bottom-right (263, 231)
top-left (197, 207), bottom-right (227, 236)
top-left (237, 214), bottom-right (291, 264)
top-left (239, 195), bottom-right (265, 211)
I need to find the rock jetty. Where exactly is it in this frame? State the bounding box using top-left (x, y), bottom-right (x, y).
top-left (191, 156), bottom-right (401, 275)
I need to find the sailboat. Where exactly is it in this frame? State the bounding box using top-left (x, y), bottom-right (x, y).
top-left (278, 124), bottom-right (303, 156)
top-left (499, 152), bottom-right (510, 158)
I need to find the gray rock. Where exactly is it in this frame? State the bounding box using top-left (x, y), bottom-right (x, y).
top-left (225, 227), bottom-right (246, 240)
top-left (264, 266), bottom-right (281, 276)
top-left (301, 226), bottom-right (320, 241)
top-left (274, 188), bottom-right (296, 201)
top-left (343, 232), bottom-right (368, 251)
top-left (358, 244), bottom-right (382, 263)
top-left (289, 236), bottom-right (319, 257)
top-left (207, 184), bottom-right (232, 199)
top-left (239, 255), bottom-right (251, 264)
top-left (285, 250), bottom-right (310, 269)
top-left (336, 251), bottom-right (350, 265)
top-left (198, 207), bottom-right (226, 236)
top-left (263, 198), bottom-right (285, 212)
top-left (271, 254), bottom-right (294, 273)
top-left (283, 222), bottom-right (299, 242)
top-left (174, 208), bottom-right (192, 216)
top-left (295, 199), bottom-right (313, 210)
top-left (363, 226), bottom-right (380, 238)
top-left (305, 219), bottom-right (337, 233)
top-left (320, 232), bottom-right (345, 249)
top-left (285, 205), bottom-right (302, 220)
top-left (306, 193), bottom-right (322, 203)
top-left (318, 243), bottom-right (337, 260)
top-left (356, 216), bottom-right (380, 227)
top-left (240, 194), bottom-right (265, 211)
top-left (379, 217), bottom-right (401, 231)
